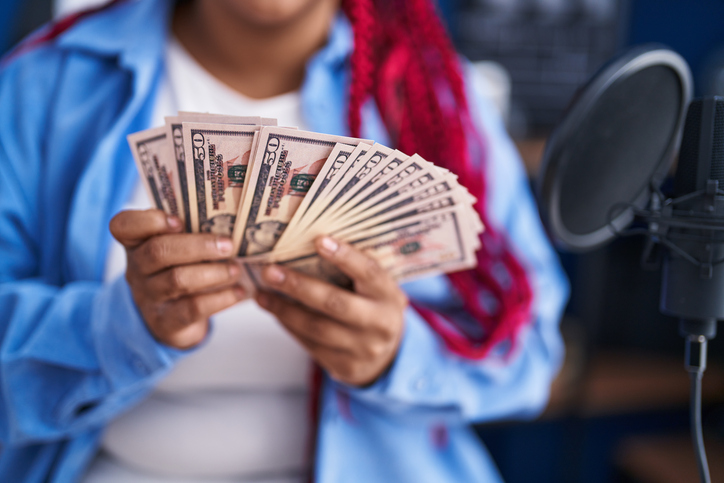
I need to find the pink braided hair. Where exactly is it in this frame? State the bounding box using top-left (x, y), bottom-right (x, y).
top-left (342, 0), bottom-right (534, 359)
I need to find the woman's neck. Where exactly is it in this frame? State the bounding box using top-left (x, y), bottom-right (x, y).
top-left (172, 0), bottom-right (339, 99)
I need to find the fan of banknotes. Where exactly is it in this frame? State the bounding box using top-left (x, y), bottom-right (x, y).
top-left (128, 112), bottom-right (483, 289)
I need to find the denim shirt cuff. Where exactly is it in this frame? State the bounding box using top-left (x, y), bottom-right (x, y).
top-left (92, 276), bottom-right (193, 389)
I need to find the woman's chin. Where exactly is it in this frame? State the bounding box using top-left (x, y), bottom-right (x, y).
top-left (210, 0), bottom-right (336, 28)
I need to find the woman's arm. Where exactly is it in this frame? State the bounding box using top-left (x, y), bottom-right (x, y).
top-left (0, 51), bottom-right (172, 444)
top-left (0, 279), bottom-right (181, 444)
top-left (0, 189), bottom-right (245, 447)
top-left (343, 63), bottom-right (570, 423)
top-left (0, 181), bottom-right (183, 445)
top-left (0, 50), bottom-right (243, 445)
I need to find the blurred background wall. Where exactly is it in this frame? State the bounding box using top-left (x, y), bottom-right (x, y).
top-left (2, 0), bottom-right (724, 482)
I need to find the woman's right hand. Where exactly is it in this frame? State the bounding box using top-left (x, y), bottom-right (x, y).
top-left (110, 209), bottom-right (246, 349)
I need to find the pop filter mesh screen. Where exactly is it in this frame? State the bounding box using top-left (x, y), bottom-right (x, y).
top-left (559, 65), bottom-right (682, 236)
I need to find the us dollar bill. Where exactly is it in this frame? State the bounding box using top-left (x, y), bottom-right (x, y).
top-left (336, 176), bottom-right (477, 231)
top-left (273, 184), bottom-right (472, 261)
top-left (276, 148), bottom-right (411, 252)
top-left (296, 143), bottom-right (368, 222)
top-left (127, 126), bottom-right (183, 220)
top-left (274, 142), bottom-right (370, 251)
top-left (165, 113), bottom-right (271, 231)
top-left (319, 142), bottom-right (377, 195)
top-left (267, 206), bottom-right (477, 287)
top-left (334, 191), bottom-right (471, 240)
top-left (332, 169), bottom-right (447, 226)
top-left (322, 153), bottom-right (426, 223)
top-left (233, 127), bottom-right (365, 256)
top-left (182, 122), bottom-right (259, 236)
top-left (314, 144), bottom-right (395, 217)
top-left (287, 144), bottom-right (394, 237)
top-left (359, 206), bottom-right (478, 281)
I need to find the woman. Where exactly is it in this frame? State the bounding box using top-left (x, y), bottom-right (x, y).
top-left (0, 0), bottom-right (569, 481)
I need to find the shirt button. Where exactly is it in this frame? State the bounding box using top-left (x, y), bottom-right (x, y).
top-left (413, 378), bottom-right (428, 391)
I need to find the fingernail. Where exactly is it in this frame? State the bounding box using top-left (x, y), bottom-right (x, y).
top-left (233, 286), bottom-right (246, 300)
top-left (256, 292), bottom-right (269, 308)
top-left (167, 215), bottom-right (181, 229)
top-left (319, 236), bottom-right (339, 255)
top-left (264, 265), bottom-right (285, 284)
top-left (216, 237), bottom-right (233, 256)
top-left (228, 263), bottom-right (240, 279)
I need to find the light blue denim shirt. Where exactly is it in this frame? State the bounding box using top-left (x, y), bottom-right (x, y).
top-left (0, 1), bottom-right (569, 481)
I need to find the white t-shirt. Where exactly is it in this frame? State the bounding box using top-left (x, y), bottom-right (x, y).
top-left (83, 37), bottom-right (312, 483)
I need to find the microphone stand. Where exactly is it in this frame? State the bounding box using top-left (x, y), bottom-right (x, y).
top-left (611, 183), bottom-right (724, 483)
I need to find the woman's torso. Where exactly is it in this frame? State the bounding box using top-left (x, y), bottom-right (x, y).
top-left (83, 36), bottom-right (313, 483)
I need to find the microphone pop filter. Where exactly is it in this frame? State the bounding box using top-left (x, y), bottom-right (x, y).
top-left (537, 46), bottom-right (692, 251)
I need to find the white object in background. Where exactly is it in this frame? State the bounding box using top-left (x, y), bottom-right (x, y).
top-left (54, 0), bottom-right (110, 18)
top-left (470, 60), bottom-right (512, 127)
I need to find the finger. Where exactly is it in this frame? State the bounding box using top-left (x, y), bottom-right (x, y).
top-left (131, 233), bottom-right (234, 275)
top-left (145, 262), bottom-right (241, 301)
top-left (147, 286), bottom-right (246, 349)
top-left (164, 286), bottom-right (246, 331)
top-left (257, 292), bottom-right (383, 385)
top-left (110, 209), bottom-right (182, 248)
top-left (255, 291), bottom-right (359, 353)
top-left (314, 237), bottom-right (397, 299)
top-left (153, 318), bottom-right (211, 350)
top-left (259, 264), bottom-right (373, 327)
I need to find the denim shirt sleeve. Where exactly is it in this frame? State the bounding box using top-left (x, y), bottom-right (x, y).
top-left (0, 49), bottom-right (184, 446)
top-left (342, 62), bottom-right (570, 424)
top-left (0, 277), bottom-right (185, 444)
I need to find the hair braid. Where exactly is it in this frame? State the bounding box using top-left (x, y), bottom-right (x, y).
top-left (342, 0), bottom-right (534, 359)
top-left (409, 0), bottom-right (468, 107)
top-left (344, 0), bottom-right (376, 138)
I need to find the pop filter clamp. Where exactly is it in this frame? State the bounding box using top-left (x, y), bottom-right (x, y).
top-left (609, 182), bottom-right (724, 270)
top-left (538, 46), bottom-right (723, 483)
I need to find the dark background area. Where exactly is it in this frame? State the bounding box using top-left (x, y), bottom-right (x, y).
top-left (2, 1), bottom-right (724, 482)
top-left (0, 0), bottom-right (52, 55)
top-left (450, 2), bottom-right (724, 482)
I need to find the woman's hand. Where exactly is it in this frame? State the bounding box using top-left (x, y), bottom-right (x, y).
top-left (255, 237), bottom-right (408, 387)
top-left (110, 209), bottom-right (246, 350)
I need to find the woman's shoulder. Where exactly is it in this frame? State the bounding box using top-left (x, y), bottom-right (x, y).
top-left (0, 0), bottom-right (170, 144)
top-left (1, 0), bottom-right (170, 78)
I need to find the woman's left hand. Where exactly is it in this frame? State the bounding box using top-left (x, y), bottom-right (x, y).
top-left (255, 237), bottom-right (408, 387)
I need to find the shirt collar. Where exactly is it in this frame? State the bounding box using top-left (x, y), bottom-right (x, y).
top-left (56, 0), bottom-right (172, 70)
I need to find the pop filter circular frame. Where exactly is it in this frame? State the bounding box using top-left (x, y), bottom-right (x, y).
top-left (537, 45), bottom-right (693, 251)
